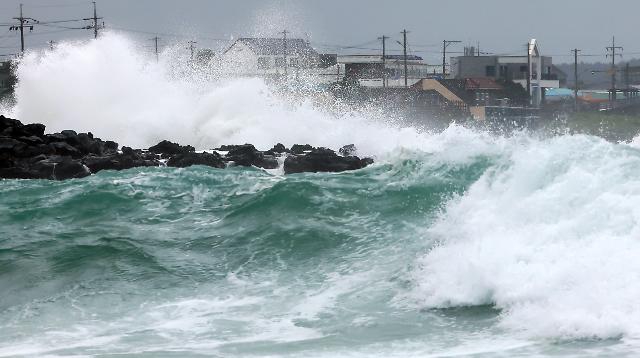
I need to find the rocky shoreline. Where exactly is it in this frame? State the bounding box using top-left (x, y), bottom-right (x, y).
top-left (0, 116), bottom-right (374, 180)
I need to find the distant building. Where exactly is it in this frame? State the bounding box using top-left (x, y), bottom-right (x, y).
top-left (413, 77), bottom-right (530, 120)
top-left (0, 61), bottom-right (14, 99)
top-left (338, 54), bottom-right (440, 88)
top-left (221, 37), bottom-right (340, 85)
top-left (450, 39), bottom-right (566, 107)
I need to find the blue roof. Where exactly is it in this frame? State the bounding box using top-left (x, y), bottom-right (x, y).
top-left (546, 88), bottom-right (574, 97)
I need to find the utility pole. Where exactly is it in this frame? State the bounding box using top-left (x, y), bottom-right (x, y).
top-left (625, 62), bottom-right (630, 92)
top-left (606, 36), bottom-right (623, 109)
top-left (402, 29), bottom-right (408, 88)
top-left (442, 40), bottom-right (461, 78)
top-left (572, 48), bottom-right (581, 111)
top-left (281, 30), bottom-right (289, 83)
top-left (378, 35), bottom-right (389, 87)
top-left (526, 41), bottom-right (531, 104)
top-left (11, 4), bottom-right (38, 54)
top-left (83, 2), bottom-right (103, 39)
top-left (188, 40), bottom-right (197, 61)
top-left (152, 36), bottom-right (160, 62)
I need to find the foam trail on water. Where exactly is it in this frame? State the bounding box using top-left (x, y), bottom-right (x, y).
top-left (6, 32), bottom-right (433, 155)
top-left (409, 134), bottom-right (640, 339)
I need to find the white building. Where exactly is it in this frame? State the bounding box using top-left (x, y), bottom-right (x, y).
top-left (221, 37), bottom-right (340, 85)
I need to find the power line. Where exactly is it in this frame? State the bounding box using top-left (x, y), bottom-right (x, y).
top-left (11, 4), bottom-right (39, 53)
top-left (572, 48), bottom-right (581, 111)
top-left (187, 40), bottom-right (197, 60)
top-left (378, 35), bottom-right (389, 87)
top-left (402, 29), bottom-right (408, 87)
top-left (83, 1), bottom-right (103, 39)
top-left (442, 40), bottom-right (461, 77)
top-left (108, 26), bottom-right (230, 42)
top-left (151, 36), bottom-right (160, 61)
top-left (606, 36), bottom-right (623, 108)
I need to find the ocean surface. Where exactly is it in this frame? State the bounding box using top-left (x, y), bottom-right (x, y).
top-left (3, 33), bottom-right (640, 357)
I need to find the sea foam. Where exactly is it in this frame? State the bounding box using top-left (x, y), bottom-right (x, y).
top-left (7, 32), bottom-right (428, 155)
top-left (410, 133), bottom-right (640, 339)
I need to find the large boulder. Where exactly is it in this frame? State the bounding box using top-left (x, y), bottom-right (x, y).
top-left (284, 148), bottom-right (373, 174)
top-left (148, 140), bottom-right (195, 156)
top-left (167, 152), bottom-right (226, 168)
top-left (291, 144), bottom-right (314, 154)
top-left (11, 123), bottom-right (46, 138)
top-left (0, 137), bottom-right (27, 156)
top-left (33, 156), bottom-right (90, 180)
top-left (339, 144), bottom-right (357, 156)
top-left (82, 153), bottom-right (159, 174)
top-left (49, 142), bottom-right (82, 158)
top-left (265, 143), bottom-right (289, 155)
top-left (0, 156), bottom-right (90, 180)
top-left (225, 144), bottom-right (278, 169)
top-left (0, 116), bottom-right (22, 134)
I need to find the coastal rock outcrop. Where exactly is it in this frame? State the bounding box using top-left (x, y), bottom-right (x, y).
top-left (284, 147), bottom-right (373, 174)
top-left (0, 115), bottom-right (374, 180)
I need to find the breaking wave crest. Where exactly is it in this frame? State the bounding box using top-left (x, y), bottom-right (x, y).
top-left (410, 133), bottom-right (640, 340)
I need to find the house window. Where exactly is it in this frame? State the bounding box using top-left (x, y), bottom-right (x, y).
top-left (520, 65), bottom-right (528, 73)
top-left (499, 65), bottom-right (508, 78)
top-left (257, 57), bottom-right (270, 69)
top-left (485, 66), bottom-right (496, 77)
top-left (275, 57), bottom-right (285, 67)
top-left (289, 58), bottom-right (298, 67)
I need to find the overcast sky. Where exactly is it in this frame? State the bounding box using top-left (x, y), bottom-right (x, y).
top-left (0, 0), bottom-right (638, 64)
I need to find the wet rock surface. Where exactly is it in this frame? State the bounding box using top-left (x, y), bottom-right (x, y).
top-left (0, 116), bottom-right (374, 180)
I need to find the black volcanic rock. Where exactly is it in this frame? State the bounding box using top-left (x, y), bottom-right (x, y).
top-left (0, 156), bottom-right (90, 180)
top-left (148, 140), bottom-right (195, 156)
top-left (34, 156), bottom-right (90, 180)
top-left (225, 144), bottom-right (277, 169)
top-left (104, 141), bottom-right (118, 153)
top-left (18, 135), bottom-right (44, 146)
top-left (167, 152), bottom-right (226, 168)
top-left (0, 116), bottom-right (21, 132)
top-left (284, 147), bottom-right (373, 174)
top-left (0, 116), bottom-right (374, 180)
top-left (265, 143), bottom-right (288, 155)
top-left (16, 123), bottom-right (46, 137)
top-left (0, 137), bottom-right (27, 156)
top-left (291, 144), bottom-right (314, 154)
top-left (82, 152), bottom-right (159, 173)
top-left (215, 144), bottom-right (242, 152)
top-left (49, 142), bottom-right (82, 158)
top-left (339, 144), bottom-right (357, 156)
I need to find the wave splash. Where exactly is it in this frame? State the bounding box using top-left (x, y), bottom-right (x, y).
top-left (6, 32), bottom-right (431, 155)
top-left (410, 133), bottom-right (640, 340)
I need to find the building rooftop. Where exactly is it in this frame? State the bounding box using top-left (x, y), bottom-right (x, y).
top-left (232, 37), bottom-right (318, 57)
top-left (465, 77), bottom-right (503, 90)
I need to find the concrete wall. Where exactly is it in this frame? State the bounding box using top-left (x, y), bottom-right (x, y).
top-left (452, 56), bottom-right (497, 79)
